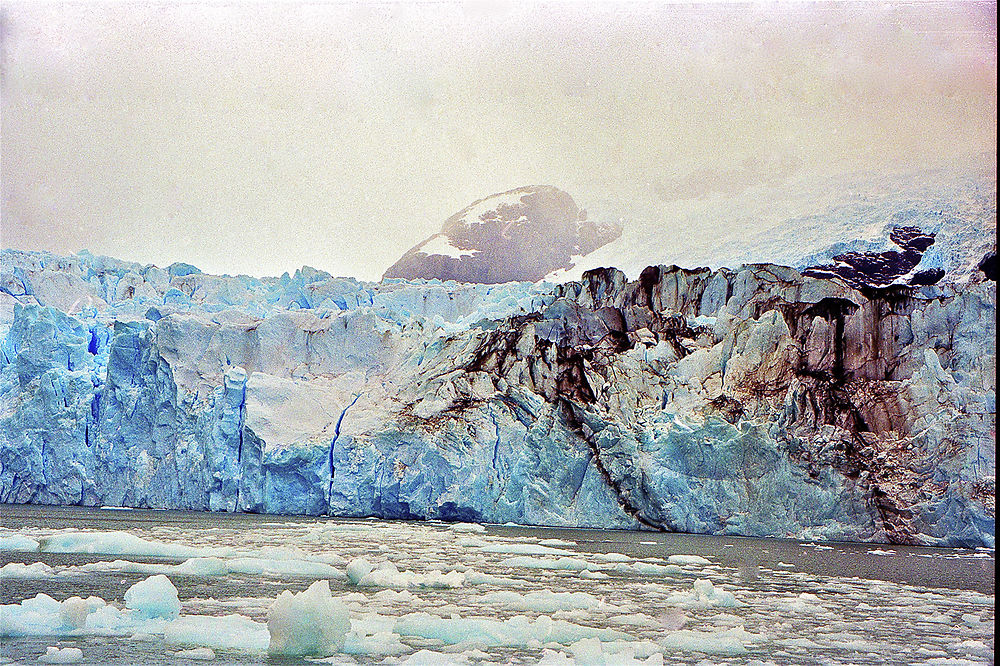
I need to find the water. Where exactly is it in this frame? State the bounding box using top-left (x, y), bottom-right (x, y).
top-left (1, 504), bottom-right (994, 664)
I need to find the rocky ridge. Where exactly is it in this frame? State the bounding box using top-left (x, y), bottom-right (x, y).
top-left (0, 248), bottom-right (995, 546)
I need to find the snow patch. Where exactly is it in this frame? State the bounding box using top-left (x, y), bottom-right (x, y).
top-left (417, 235), bottom-right (478, 259)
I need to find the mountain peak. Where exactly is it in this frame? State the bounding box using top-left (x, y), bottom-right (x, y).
top-left (383, 186), bottom-right (620, 283)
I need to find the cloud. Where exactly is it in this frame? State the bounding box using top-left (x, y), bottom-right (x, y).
top-left (1, 1), bottom-right (995, 279)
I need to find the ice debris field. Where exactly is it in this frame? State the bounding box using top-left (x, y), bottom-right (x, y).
top-left (0, 508), bottom-right (994, 665)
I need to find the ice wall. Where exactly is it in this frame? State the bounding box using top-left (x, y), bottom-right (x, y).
top-left (0, 249), bottom-right (994, 546)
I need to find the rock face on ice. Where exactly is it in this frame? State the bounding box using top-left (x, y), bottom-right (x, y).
top-left (0, 248), bottom-right (994, 546)
top-left (802, 226), bottom-right (943, 288)
top-left (383, 186), bottom-right (621, 283)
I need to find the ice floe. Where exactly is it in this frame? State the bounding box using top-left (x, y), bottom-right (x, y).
top-left (37, 646), bottom-right (84, 663)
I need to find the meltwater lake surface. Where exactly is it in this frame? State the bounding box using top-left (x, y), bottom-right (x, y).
top-left (0, 505), bottom-right (994, 665)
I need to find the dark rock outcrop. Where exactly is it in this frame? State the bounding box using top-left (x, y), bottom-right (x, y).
top-left (979, 252), bottom-right (996, 281)
top-left (802, 226), bottom-right (939, 289)
top-left (383, 186), bottom-right (621, 284)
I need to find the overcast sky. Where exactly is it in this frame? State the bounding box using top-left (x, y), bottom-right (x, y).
top-left (1, 1), bottom-right (996, 280)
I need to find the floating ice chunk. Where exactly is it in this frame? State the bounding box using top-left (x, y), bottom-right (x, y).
top-left (164, 614), bottom-right (268, 652)
top-left (594, 552), bottom-right (631, 563)
top-left (255, 544), bottom-right (348, 566)
top-left (482, 543), bottom-right (575, 555)
top-left (58, 597), bottom-right (90, 630)
top-left (72, 555), bottom-right (344, 580)
top-left (666, 579), bottom-right (742, 609)
top-left (579, 570), bottom-right (609, 580)
top-left (341, 630), bottom-right (410, 656)
top-left (0, 594), bottom-right (125, 638)
top-left (952, 640), bottom-right (993, 658)
top-left (960, 613), bottom-right (990, 630)
top-left (449, 523), bottom-right (486, 534)
top-left (500, 556), bottom-right (593, 571)
top-left (206, 557), bottom-right (345, 579)
top-left (660, 626), bottom-right (759, 655)
top-left (0, 562), bottom-right (56, 578)
top-left (173, 647), bottom-right (216, 660)
top-left (124, 575), bottom-right (181, 620)
top-left (462, 569), bottom-right (525, 586)
top-left (267, 580), bottom-right (350, 657)
top-left (775, 592), bottom-right (833, 616)
top-left (666, 554), bottom-right (711, 566)
top-left (614, 562), bottom-right (684, 577)
top-left (371, 589), bottom-right (422, 605)
top-left (924, 613), bottom-right (952, 624)
top-left (171, 558), bottom-right (231, 576)
top-left (539, 539), bottom-right (576, 547)
top-left (0, 534), bottom-right (40, 551)
top-left (481, 590), bottom-right (601, 613)
top-left (349, 611), bottom-right (397, 637)
top-left (357, 561), bottom-right (465, 589)
top-left (538, 638), bottom-right (665, 665)
top-left (705, 612), bottom-right (744, 628)
top-left (606, 613), bottom-right (664, 629)
top-left (398, 649), bottom-right (469, 664)
top-left (393, 612), bottom-right (631, 647)
top-left (1, 593), bottom-right (62, 637)
top-left (868, 549), bottom-right (895, 555)
top-left (346, 558), bottom-right (374, 585)
top-left (38, 531), bottom-right (214, 559)
top-left (38, 646), bottom-right (83, 663)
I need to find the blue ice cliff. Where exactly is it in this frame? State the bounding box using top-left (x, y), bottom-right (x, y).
top-left (1, 244), bottom-right (994, 547)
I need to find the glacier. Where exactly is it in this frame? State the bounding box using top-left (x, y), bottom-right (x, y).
top-left (0, 247), bottom-right (994, 547)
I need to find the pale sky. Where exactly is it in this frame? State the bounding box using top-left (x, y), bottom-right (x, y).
top-left (1, 1), bottom-right (996, 280)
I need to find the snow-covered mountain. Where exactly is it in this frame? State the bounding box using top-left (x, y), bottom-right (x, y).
top-left (549, 157), bottom-right (996, 288)
top-left (383, 186), bottom-right (621, 283)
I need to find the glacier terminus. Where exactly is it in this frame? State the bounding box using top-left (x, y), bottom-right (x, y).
top-left (1, 245), bottom-right (993, 548)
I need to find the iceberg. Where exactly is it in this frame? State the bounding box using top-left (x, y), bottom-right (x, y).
top-left (0, 247), bottom-right (994, 546)
top-left (123, 574), bottom-right (181, 620)
top-left (266, 580), bottom-right (351, 657)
